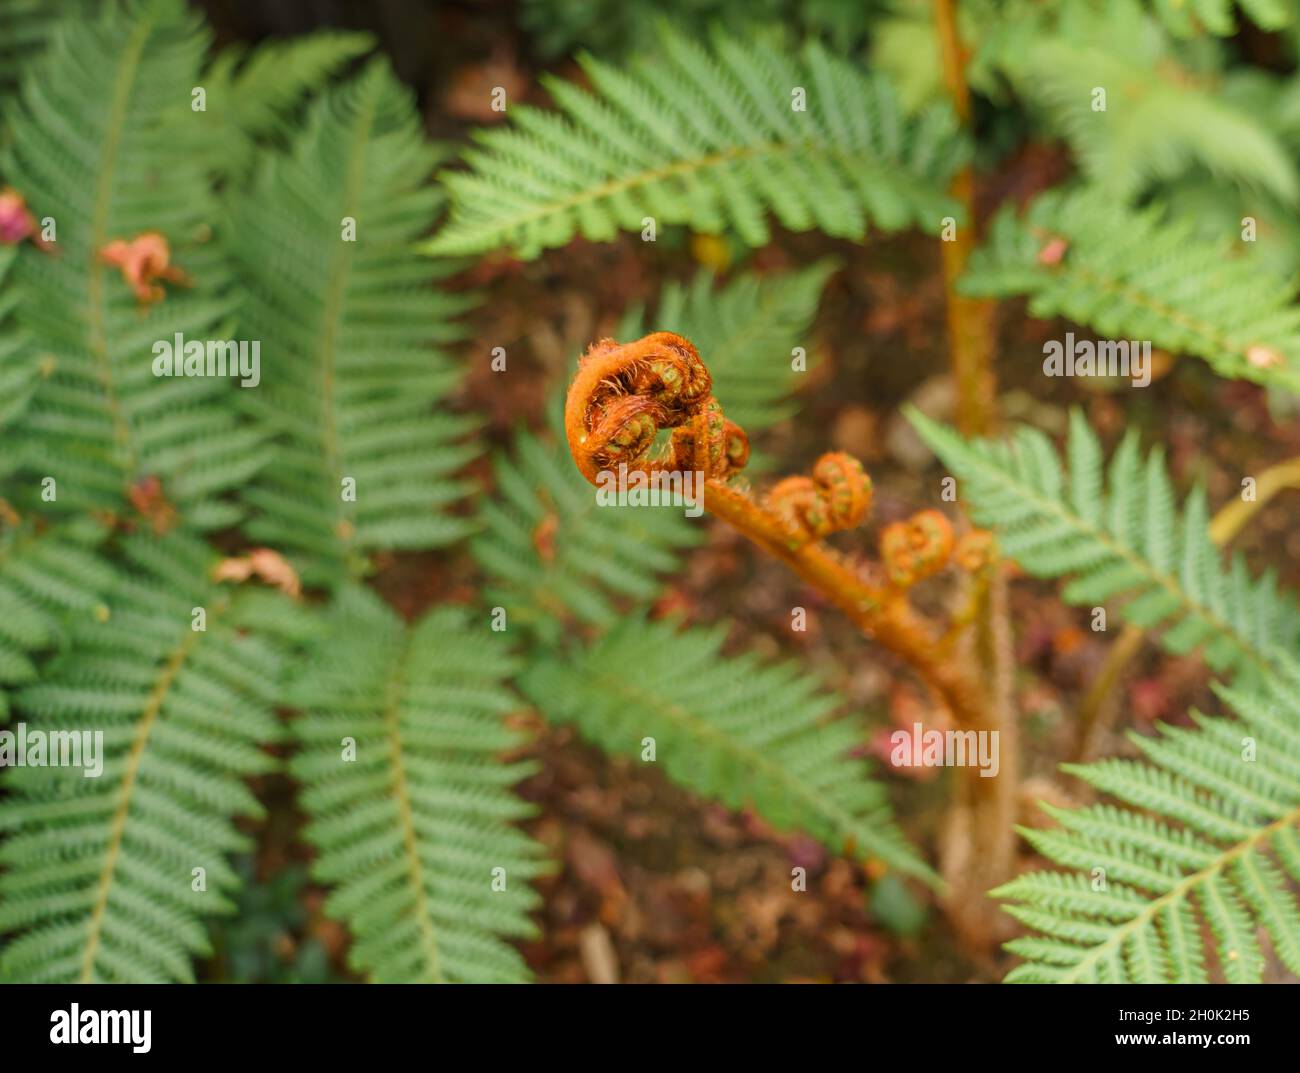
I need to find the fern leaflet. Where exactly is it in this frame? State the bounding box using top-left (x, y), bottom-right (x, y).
top-left (0, 532), bottom-right (312, 982)
top-left (424, 26), bottom-right (965, 258)
top-left (3, 0), bottom-right (266, 528)
top-left (999, 666), bottom-right (1300, 982)
top-left (909, 408), bottom-right (1300, 685)
top-left (961, 189), bottom-right (1300, 395)
top-left (227, 58), bottom-right (480, 586)
top-left (290, 585), bottom-right (546, 983)
top-left (519, 615), bottom-right (939, 886)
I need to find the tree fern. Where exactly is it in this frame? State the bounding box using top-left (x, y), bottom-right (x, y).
top-left (960, 188), bottom-right (1300, 395)
top-left (909, 408), bottom-right (1300, 685)
top-left (615, 259), bottom-right (838, 429)
top-left (227, 58), bottom-right (480, 586)
top-left (519, 615), bottom-right (939, 886)
top-left (0, 532), bottom-right (312, 982)
top-left (424, 25), bottom-right (966, 258)
top-left (998, 665), bottom-right (1300, 982)
top-left (2, 0), bottom-right (266, 528)
top-left (0, 516), bottom-right (114, 706)
top-left (290, 585), bottom-right (546, 983)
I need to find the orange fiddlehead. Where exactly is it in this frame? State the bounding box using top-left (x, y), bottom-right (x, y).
top-left (565, 332), bottom-right (748, 485)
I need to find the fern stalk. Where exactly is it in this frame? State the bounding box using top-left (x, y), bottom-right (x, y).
top-left (932, 0), bottom-right (1019, 946)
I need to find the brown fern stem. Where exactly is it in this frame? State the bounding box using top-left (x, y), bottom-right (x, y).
top-left (934, 0), bottom-right (1018, 952)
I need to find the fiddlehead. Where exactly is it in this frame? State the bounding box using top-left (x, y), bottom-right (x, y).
top-left (564, 332), bottom-right (749, 484)
top-left (879, 509), bottom-right (956, 587)
top-left (766, 452), bottom-right (873, 548)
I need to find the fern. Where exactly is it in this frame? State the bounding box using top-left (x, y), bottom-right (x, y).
top-left (998, 665), bottom-right (1300, 982)
top-left (615, 259), bottom-right (838, 429)
top-left (1004, 5), bottom-right (1298, 202)
top-left (0, 0), bottom-right (96, 97)
top-left (0, 532), bottom-right (312, 982)
top-left (227, 58), bottom-right (480, 586)
top-left (290, 585), bottom-right (546, 983)
top-left (424, 25), bottom-right (965, 258)
top-left (2, 0), bottom-right (267, 528)
top-left (0, 246), bottom-right (41, 431)
top-left (519, 615), bottom-right (939, 886)
top-left (200, 30), bottom-right (375, 180)
top-left (472, 410), bottom-right (701, 641)
top-left (909, 408), bottom-right (1300, 685)
top-left (961, 188), bottom-right (1300, 395)
top-left (0, 516), bottom-right (114, 706)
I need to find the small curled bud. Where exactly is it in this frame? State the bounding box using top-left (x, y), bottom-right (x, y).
top-left (766, 451), bottom-right (872, 546)
top-left (880, 509), bottom-right (955, 587)
top-left (953, 529), bottom-right (995, 573)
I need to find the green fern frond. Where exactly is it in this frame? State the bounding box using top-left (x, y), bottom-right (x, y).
top-left (0, 515), bottom-right (114, 703)
top-left (227, 58), bottom-right (480, 586)
top-left (616, 259), bottom-right (838, 429)
top-left (290, 585), bottom-right (546, 983)
top-left (519, 615), bottom-right (939, 887)
top-left (424, 26), bottom-right (966, 258)
top-left (997, 666), bottom-right (1300, 982)
top-left (960, 188), bottom-right (1300, 394)
top-left (0, 247), bottom-right (42, 430)
top-left (472, 404), bottom-right (700, 642)
top-left (0, 531), bottom-right (313, 983)
top-left (0, 0), bottom-right (96, 97)
top-left (200, 30), bottom-right (375, 180)
top-left (909, 408), bottom-right (1300, 685)
top-left (2, 0), bottom-right (266, 528)
top-left (1009, 23), bottom-right (1297, 202)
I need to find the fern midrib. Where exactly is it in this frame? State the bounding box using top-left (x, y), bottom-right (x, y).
top-left (981, 451), bottom-right (1282, 682)
top-left (1056, 805), bottom-right (1300, 982)
top-left (85, 10), bottom-right (156, 485)
top-left (314, 80), bottom-right (379, 563)
top-left (78, 619), bottom-right (205, 983)
top-left (441, 137), bottom-right (899, 248)
top-left (586, 667), bottom-right (939, 886)
top-left (379, 633), bottom-right (443, 982)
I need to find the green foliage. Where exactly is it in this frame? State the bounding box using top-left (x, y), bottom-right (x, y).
top-left (0, 516), bottom-right (113, 704)
top-left (0, 0), bottom-right (96, 97)
top-left (290, 586), bottom-right (546, 983)
top-left (425, 26), bottom-right (966, 258)
top-left (998, 1), bottom-right (1297, 202)
top-left (518, 1), bottom-right (873, 61)
top-left (3, 0), bottom-right (264, 529)
top-left (910, 408), bottom-right (1300, 685)
top-left (0, 533), bottom-right (312, 983)
top-left (200, 31), bottom-right (375, 180)
top-left (472, 414), bottom-right (701, 642)
top-left (0, 246), bottom-right (40, 431)
top-left (520, 615), bottom-right (940, 886)
top-left (997, 667), bottom-right (1300, 982)
top-left (960, 188), bottom-right (1300, 395)
top-left (616, 259), bottom-right (838, 429)
top-left (227, 59), bottom-right (480, 586)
